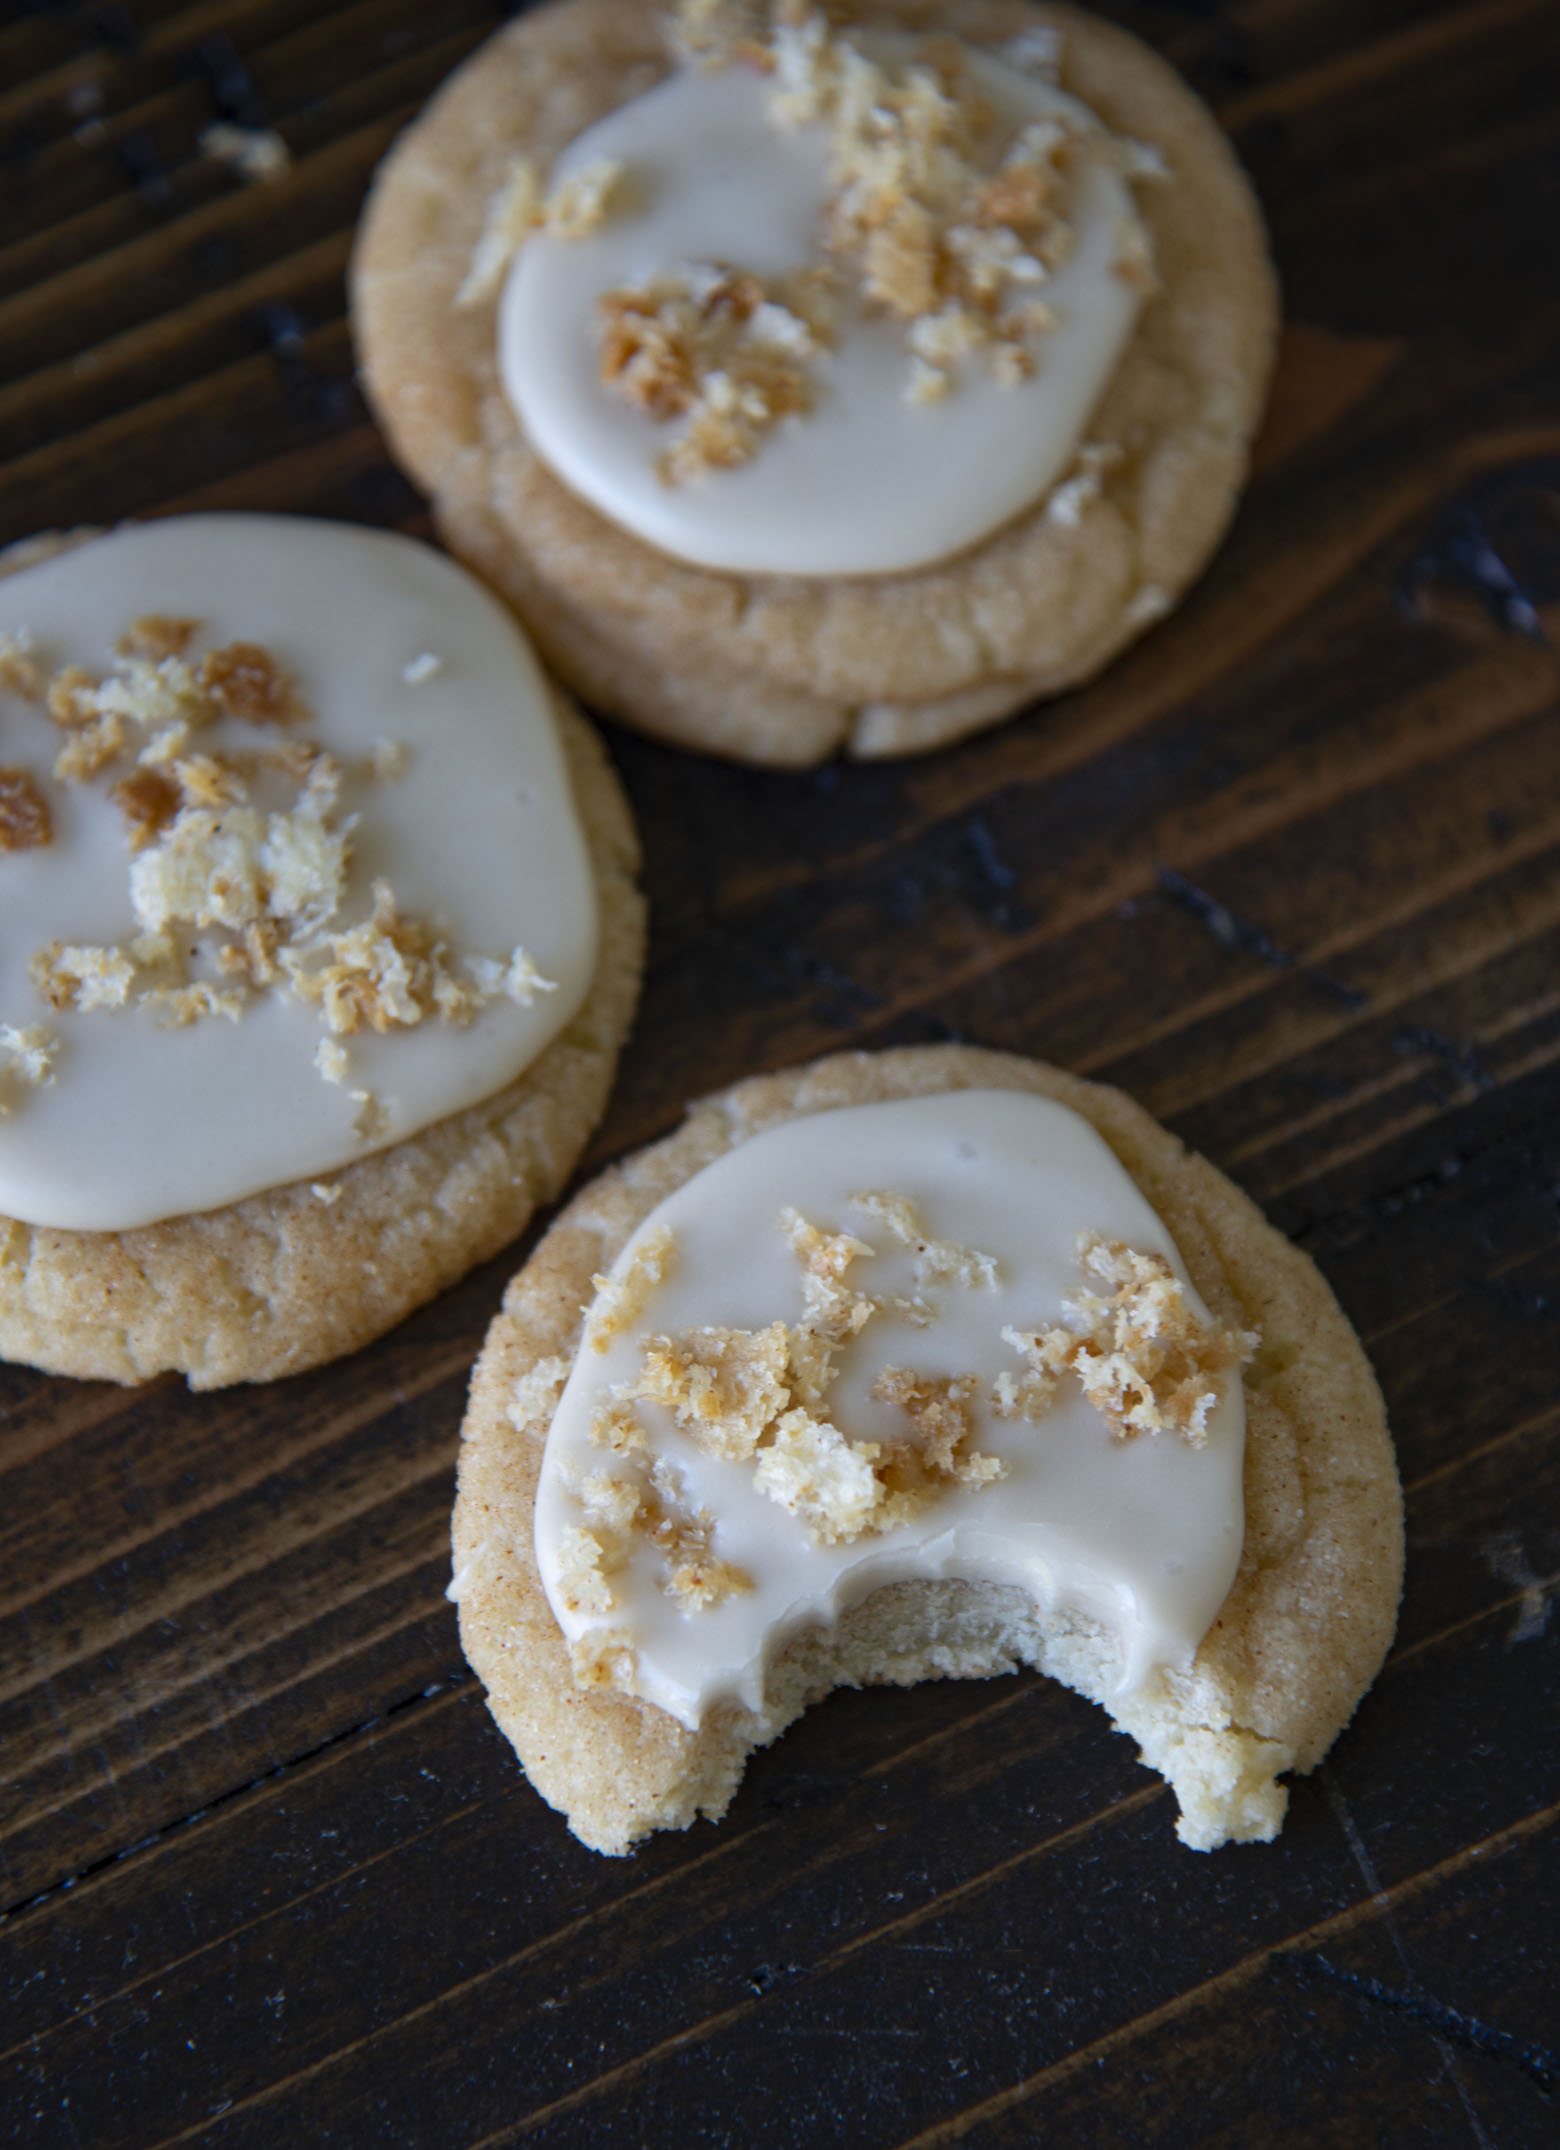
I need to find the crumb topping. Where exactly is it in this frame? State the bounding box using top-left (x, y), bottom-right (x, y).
top-left (567, 1624), bottom-right (638, 1692)
top-left (557, 1454), bottom-right (753, 1632)
top-left (577, 1191), bottom-right (1006, 1565)
top-left (0, 630), bottom-right (45, 701)
top-left (117, 614), bottom-right (198, 661)
top-left (197, 641), bottom-right (305, 726)
top-left (2, 613), bottom-right (555, 1130)
top-left (200, 122), bottom-right (291, 185)
top-left (0, 1022), bottom-right (57, 1116)
top-left (1045, 440), bottom-right (1122, 527)
top-left (1003, 1231), bottom-right (1258, 1447)
top-left (598, 263), bottom-right (831, 484)
top-left (509, 1355), bottom-right (573, 1433)
top-left (552, 1141), bottom-right (1254, 1711)
top-left (598, 3), bottom-right (1163, 476)
top-left (457, 155), bottom-right (624, 309)
top-left (0, 768), bottom-right (52, 851)
top-left (585, 1223), bottom-right (678, 1352)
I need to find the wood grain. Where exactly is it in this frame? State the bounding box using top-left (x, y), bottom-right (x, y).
top-left (2, 1), bottom-right (1558, 2143)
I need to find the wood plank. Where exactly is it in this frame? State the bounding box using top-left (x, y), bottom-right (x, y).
top-left (1, 0), bottom-right (1557, 2142)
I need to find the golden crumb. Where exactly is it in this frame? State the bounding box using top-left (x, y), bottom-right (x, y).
top-left (990, 1364), bottom-right (1061, 1424)
top-left (45, 665), bottom-right (100, 730)
top-left (620, 1322), bottom-right (792, 1461)
top-left (283, 880), bottom-right (442, 1035)
top-left (588, 1400), bottom-right (652, 1455)
top-left (1007, 1231), bottom-right (1257, 1446)
top-left (200, 121), bottom-right (291, 185)
top-left (110, 767), bottom-right (181, 850)
top-left (173, 752), bottom-right (249, 811)
top-left (0, 631), bottom-right (44, 701)
top-left (140, 979), bottom-right (249, 1027)
top-left (586, 1224), bottom-right (678, 1352)
top-left (462, 946), bottom-right (558, 1009)
top-left (0, 1022), bottom-right (57, 1116)
top-left (457, 158), bottom-right (545, 308)
top-left (545, 158), bottom-right (623, 240)
top-left (117, 615), bottom-right (198, 661)
top-left (457, 154), bottom-right (623, 310)
top-left (598, 263), bottom-right (828, 483)
top-left (670, 0), bottom-right (768, 68)
top-left (311, 1180), bottom-right (343, 1206)
top-left (1112, 212), bottom-right (1160, 293)
top-left (562, 1450), bottom-right (752, 1637)
top-left (30, 941), bottom-right (137, 1012)
top-left (568, 1626), bottom-right (639, 1692)
top-left (752, 1408), bottom-right (887, 1546)
top-left (781, 1206), bottom-right (876, 1341)
top-left (197, 642), bottom-right (305, 726)
top-left (44, 644), bottom-right (215, 778)
top-left (509, 1355), bottom-right (573, 1433)
top-left (557, 1522), bottom-right (619, 1616)
top-left (647, 1459), bottom-right (754, 1610)
top-left (0, 767), bottom-right (51, 851)
top-left (872, 1366), bottom-right (1006, 1491)
top-left (636, 8), bottom-right (1163, 422)
top-left (585, 1189), bottom-right (1016, 1553)
top-left (350, 1087), bottom-right (390, 1143)
top-left (18, 617), bottom-right (535, 1064)
top-left (1046, 441), bottom-right (1123, 528)
top-left (52, 714), bottom-right (128, 784)
top-left (314, 1037), bottom-right (349, 1086)
top-left (852, 1189), bottom-right (999, 1295)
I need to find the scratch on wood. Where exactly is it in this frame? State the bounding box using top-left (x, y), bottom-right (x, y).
top-left (1320, 1769), bottom-right (1500, 2148)
top-left (1481, 1531), bottom-right (1554, 1646)
top-left (0, 1672), bottom-right (472, 1930)
top-left (1292, 1955), bottom-right (1559, 2099)
top-left (1155, 866), bottom-right (1368, 1010)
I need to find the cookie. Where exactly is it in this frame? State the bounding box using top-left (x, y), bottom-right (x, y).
top-left (0, 516), bottom-right (644, 1386)
top-left (452, 1045), bottom-right (1401, 1855)
top-left (352, 0), bottom-right (1278, 765)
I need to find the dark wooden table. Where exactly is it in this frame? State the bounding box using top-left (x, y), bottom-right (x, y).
top-left (3, 2), bottom-right (1558, 2143)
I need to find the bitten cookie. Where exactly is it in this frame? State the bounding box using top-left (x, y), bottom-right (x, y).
top-left (353, 0), bottom-right (1278, 765)
top-left (453, 1046), bottom-right (1402, 1855)
top-left (0, 515), bottom-right (644, 1387)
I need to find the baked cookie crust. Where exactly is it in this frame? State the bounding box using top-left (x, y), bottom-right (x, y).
top-left (0, 532), bottom-right (645, 1387)
top-left (353, 0), bottom-right (1279, 765)
top-left (453, 1045), bottom-right (1402, 1854)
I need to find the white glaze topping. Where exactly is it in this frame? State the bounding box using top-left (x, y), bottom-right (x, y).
top-left (535, 1091), bottom-right (1246, 1726)
top-left (499, 35), bottom-right (1148, 577)
top-left (0, 515), bottom-right (598, 1231)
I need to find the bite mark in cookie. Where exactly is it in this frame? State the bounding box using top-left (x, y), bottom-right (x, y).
top-left (534, 1090), bottom-right (1252, 1735)
top-left (453, 1050), bottom-right (1401, 1858)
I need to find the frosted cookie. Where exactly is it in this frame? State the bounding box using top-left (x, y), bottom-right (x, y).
top-left (0, 514), bottom-right (644, 1387)
top-left (352, 0), bottom-right (1278, 765)
top-left (453, 1046), bottom-right (1401, 1854)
